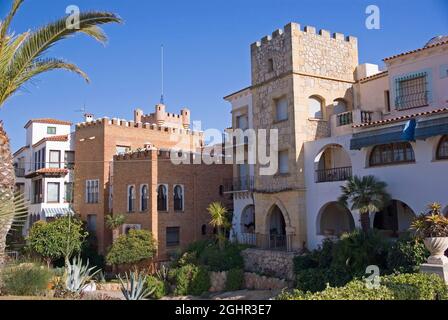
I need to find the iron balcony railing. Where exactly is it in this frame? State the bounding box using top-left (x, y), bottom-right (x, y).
top-left (14, 167), bottom-right (25, 177)
top-left (222, 175), bottom-right (255, 193)
top-left (316, 166), bottom-right (352, 183)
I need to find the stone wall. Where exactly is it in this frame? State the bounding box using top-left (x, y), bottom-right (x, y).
top-left (241, 248), bottom-right (299, 281)
top-left (209, 271), bottom-right (290, 292)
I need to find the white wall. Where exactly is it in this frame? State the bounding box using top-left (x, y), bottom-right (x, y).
top-left (305, 133), bottom-right (448, 249)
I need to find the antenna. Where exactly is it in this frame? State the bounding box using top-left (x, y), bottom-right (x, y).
top-left (75, 103), bottom-right (88, 116)
top-left (160, 44), bottom-right (164, 104)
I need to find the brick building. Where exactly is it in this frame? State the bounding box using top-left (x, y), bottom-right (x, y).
top-left (74, 104), bottom-right (217, 254)
top-left (112, 147), bottom-right (232, 260)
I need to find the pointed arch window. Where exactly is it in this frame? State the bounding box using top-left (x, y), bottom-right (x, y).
top-left (157, 184), bottom-right (168, 211)
top-left (127, 185), bottom-right (135, 212)
top-left (140, 184), bottom-right (149, 212)
top-left (174, 185), bottom-right (184, 211)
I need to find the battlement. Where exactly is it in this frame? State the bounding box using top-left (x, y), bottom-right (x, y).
top-left (251, 22), bottom-right (357, 49)
top-left (75, 116), bottom-right (202, 137)
top-left (113, 146), bottom-right (206, 163)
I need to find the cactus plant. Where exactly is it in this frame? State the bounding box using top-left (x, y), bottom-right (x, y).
top-left (118, 271), bottom-right (154, 300)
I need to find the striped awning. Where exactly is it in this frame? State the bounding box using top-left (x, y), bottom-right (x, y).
top-left (415, 115), bottom-right (448, 140)
top-left (350, 124), bottom-right (409, 150)
top-left (42, 207), bottom-right (73, 218)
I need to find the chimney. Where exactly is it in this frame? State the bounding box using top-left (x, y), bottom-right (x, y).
top-left (84, 113), bottom-right (94, 123)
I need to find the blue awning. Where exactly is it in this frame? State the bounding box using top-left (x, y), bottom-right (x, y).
top-left (350, 124), bottom-right (411, 150)
top-left (42, 207), bottom-right (73, 218)
top-left (415, 115), bottom-right (448, 140)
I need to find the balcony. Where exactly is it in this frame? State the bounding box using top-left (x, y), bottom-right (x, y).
top-left (316, 166), bottom-right (352, 183)
top-left (14, 167), bottom-right (25, 178)
top-left (222, 175), bottom-right (254, 193)
top-left (330, 110), bottom-right (381, 136)
top-left (255, 175), bottom-right (291, 193)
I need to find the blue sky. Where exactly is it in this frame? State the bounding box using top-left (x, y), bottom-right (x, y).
top-left (1, 0), bottom-right (447, 151)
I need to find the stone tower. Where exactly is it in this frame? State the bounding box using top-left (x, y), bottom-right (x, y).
top-left (250, 23), bottom-right (358, 251)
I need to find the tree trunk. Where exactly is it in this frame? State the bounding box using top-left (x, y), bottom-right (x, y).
top-left (0, 121), bottom-right (15, 266)
top-left (360, 212), bottom-right (371, 233)
top-left (112, 229), bottom-right (119, 243)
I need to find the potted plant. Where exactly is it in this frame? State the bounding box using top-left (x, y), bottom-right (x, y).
top-left (411, 203), bottom-right (448, 265)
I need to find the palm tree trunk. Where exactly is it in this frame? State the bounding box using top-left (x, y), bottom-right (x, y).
top-left (0, 121), bottom-right (15, 265)
top-left (360, 212), bottom-right (371, 233)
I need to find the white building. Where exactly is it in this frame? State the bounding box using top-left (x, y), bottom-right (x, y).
top-left (13, 118), bottom-right (75, 233)
top-left (305, 36), bottom-right (448, 249)
top-left (225, 31), bottom-right (448, 250)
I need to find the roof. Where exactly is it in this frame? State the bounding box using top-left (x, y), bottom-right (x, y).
top-left (25, 168), bottom-right (69, 178)
top-left (32, 134), bottom-right (69, 148)
top-left (383, 39), bottom-right (448, 62)
top-left (223, 86), bottom-right (252, 101)
top-left (358, 70), bottom-right (388, 83)
top-left (24, 118), bottom-right (72, 129)
top-left (13, 145), bottom-right (29, 157)
top-left (353, 107), bottom-right (448, 128)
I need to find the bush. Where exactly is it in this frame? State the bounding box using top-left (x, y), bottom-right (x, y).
top-left (198, 242), bottom-right (245, 272)
top-left (279, 273), bottom-right (448, 300)
top-left (106, 229), bottom-right (157, 267)
top-left (173, 264), bottom-right (210, 296)
top-left (145, 275), bottom-right (167, 299)
top-left (382, 273), bottom-right (448, 300)
top-left (295, 265), bottom-right (352, 293)
top-left (225, 268), bottom-right (244, 291)
top-left (0, 263), bottom-right (53, 296)
top-left (386, 235), bottom-right (429, 273)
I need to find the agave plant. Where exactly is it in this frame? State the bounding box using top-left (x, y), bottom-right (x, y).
top-left (411, 203), bottom-right (448, 238)
top-left (155, 265), bottom-right (169, 282)
top-left (65, 256), bottom-right (100, 295)
top-left (118, 271), bottom-right (154, 300)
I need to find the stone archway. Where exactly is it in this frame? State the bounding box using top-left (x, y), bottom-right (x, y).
top-left (264, 201), bottom-right (293, 251)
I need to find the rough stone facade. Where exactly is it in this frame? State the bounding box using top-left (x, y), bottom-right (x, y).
top-left (209, 270), bottom-right (290, 292)
top-left (250, 23), bottom-right (358, 250)
top-left (112, 149), bottom-right (232, 260)
top-left (241, 248), bottom-right (299, 281)
top-left (74, 106), bottom-right (205, 254)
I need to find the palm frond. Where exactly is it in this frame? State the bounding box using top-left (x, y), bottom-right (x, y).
top-left (0, 0), bottom-right (24, 47)
top-left (0, 191), bottom-right (29, 231)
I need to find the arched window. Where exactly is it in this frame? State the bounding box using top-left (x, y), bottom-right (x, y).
top-left (201, 224), bottom-right (207, 235)
top-left (157, 184), bottom-right (167, 211)
top-left (308, 96), bottom-right (324, 119)
top-left (127, 185), bottom-right (135, 212)
top-left (173, 185), bottom-right (184, 211)
top-left (140, 185), bottom-right (148, 212)
top-left (437, 135), bottom-right (448, 160)
top-left (369, 142), bottom-right (415, 166)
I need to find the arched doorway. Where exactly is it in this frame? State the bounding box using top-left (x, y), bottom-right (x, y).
top-left (267, 205), bottom-right (287, 250)
top-left (317, 202), bottom-right (355, 238)
top-left (373, 200), bottom-right (415, 237)
top-left (241, 205), bottom-right (255, 233)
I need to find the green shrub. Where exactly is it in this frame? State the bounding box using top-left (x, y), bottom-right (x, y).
top-left (189, 266), bottom-right (211, 296)
top-left (279, 280), bottom-right (395, 300)
top-left (280, 273), bottom-right (448, 300)
top-left (1, 263), bottom-right (53, 296)
top-left (106, 229), bottom-right (157, 266)
top-left (198, 242), bottom-right (244, 272)
top-left (225, 268), bottom-right (244, 291)
top-left (382, 273), bottom-right (448, 300)
top-left (386, 235), bottom-right (429, 273)
top-left (145, 275), bottom-right (167, 299)
top-left (295, 265), bottom-right (352, 293)
top-left (173, 264), bottom-right (210, 296)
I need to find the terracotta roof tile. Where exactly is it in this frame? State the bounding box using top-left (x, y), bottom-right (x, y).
top-left (383, 40), bottom-right (448, 62)
top-left (24, 118), bottom-right (72, 128)
top-left (353, 107), bottom-right (448, 128)
top-left (32, 134), bottom-right (69, 148)
top-left (358, 70), bottom-right (388, 83)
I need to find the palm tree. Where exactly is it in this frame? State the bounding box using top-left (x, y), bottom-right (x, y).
top-left (0, 0), bottom-right (122, 264)
top-left (106, 214), bottom-right (126, 242)
top-left (338, 175), bottom-right (391, 233)
top-left (207, 202), bottom-right (230, 251)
